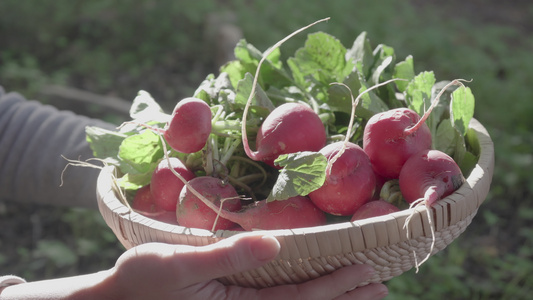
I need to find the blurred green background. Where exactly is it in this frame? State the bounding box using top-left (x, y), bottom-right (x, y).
top-left (1, 0), bottom-right (532, 299)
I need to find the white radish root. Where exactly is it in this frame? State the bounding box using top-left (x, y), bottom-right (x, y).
top-left (61, 156), bottom-right (132, 212)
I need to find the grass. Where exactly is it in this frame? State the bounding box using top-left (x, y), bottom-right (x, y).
top-left (1, 0), bottom-right (532, 298)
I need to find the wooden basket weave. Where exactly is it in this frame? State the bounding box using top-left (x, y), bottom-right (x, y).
top-left (96, 118), bottom-right (494, 288)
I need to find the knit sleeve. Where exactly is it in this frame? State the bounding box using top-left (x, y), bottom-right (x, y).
top-left (0, 275), bottom-right (26, 289)
top-left (0, 86), bottom-right (117, 209)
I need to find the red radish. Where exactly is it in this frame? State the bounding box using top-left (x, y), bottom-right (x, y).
top-left (164, 97), bottom-right (212, 153)
top-left (150, 157), bottom-right (195, 211)
top-left (178, 178), bottom-right (326, 230)
top-left (308, 141), bottom-right (376, 216)
top-left (400, 149), bottom-right (465, 270)
top-left (152, 212), bottom-right (180, 225)
top-left (176, 176), bottom-right (242, 231)
top-left (363, 107), bottom-right (432, 179)
top-left (132, 184), bottom-right (162, 214)
top-left (239, 18), bottom-right (330, 167)
top-left (399, 149), bottom-right (465, 206)
top-left (221, 196), bottom-right (327, 231)
top-left (350, 199), bottom-right (400, 221)
top-left (131, 185), bottom-right (179, 225)
top-left (244, 102), bottom-right (327, 167)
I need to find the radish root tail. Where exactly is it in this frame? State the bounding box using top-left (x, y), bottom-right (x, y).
top-left (403, 197), bottom-right (436, 273)
top-left (241, 17), bottom-right (331, 160)
top-left (61, 156), bottom-right (132, 212)
top-left (405, 78), bottom-right (471, 136)
top-left (211, 195), bottom-right (245, 231)
top-left (60, 156), bottom-right (105, 187)
top-left (327, 78), bottom-right (407, 175)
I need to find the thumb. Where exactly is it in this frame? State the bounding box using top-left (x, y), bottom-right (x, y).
top-left (174, 233), bottom-right (281, 287)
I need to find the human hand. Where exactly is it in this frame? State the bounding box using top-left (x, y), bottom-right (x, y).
top-left (103, 233), bottom-right (388, 300)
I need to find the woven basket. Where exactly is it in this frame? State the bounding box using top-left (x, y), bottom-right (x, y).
top-left (96, 118), bottom-right (494, 288)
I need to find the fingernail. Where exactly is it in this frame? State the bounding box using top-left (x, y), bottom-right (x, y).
top-left (349, 265), bottom-right (376, 291)
top-left (364, 265), bottom-right (376, 279)
top-left (251, 235), bottom-right (280, 262)
top-left (358, 264), bottom-right (376, 280)
top-left (377, 284), bottom-right (389, 297)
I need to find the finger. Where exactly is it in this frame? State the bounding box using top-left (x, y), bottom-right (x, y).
top-left (254, 264), bottom-right (378, 300)
top-left (335, 283), bottom-right (389, 300)
top-left (171, 233), bottom-right (281, 287)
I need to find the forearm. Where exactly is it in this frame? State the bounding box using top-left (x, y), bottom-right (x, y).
top-left (0, 87), bottom-right (117, 209)
top-left (0, 271), bottom-right (117, 300)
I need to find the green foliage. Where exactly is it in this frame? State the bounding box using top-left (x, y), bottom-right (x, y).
top-left (268, 152), bottom-right (327, 202)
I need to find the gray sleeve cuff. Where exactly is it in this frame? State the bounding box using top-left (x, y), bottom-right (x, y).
top-left (0, 275), bottom-right (26, 288)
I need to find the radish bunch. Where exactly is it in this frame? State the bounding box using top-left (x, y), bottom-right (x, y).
top-left (87, 25), bottom-right (478, 266)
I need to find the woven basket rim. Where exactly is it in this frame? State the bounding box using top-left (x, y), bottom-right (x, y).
top-left (96, 118), bottom-right (494, 257)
